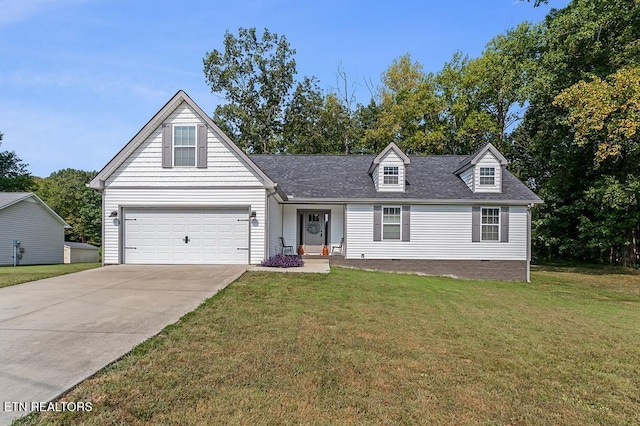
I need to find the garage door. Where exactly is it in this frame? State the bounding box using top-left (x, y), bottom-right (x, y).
top-left (123, 208), bottom-right (249, 264)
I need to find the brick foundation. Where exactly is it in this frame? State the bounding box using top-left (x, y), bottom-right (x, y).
top-left (328, 257), bottom-right (528, 281)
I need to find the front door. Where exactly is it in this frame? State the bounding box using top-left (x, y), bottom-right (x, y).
top-left (303, 211), bottom-right (327, 254)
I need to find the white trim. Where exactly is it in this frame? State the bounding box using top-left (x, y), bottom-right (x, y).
top-left (89, 90), bottom-right (276, 191)
top-left (281, 198), bottom-right (542, 205)
top-left (479, 167), bottom-right (495, 186)
top-left (368, 142), bottom-right (410, 175)
top-left (383, 166), bottom-right (399, 185)
top-left (172, 124), bottom-right (197, 167)
top-left (481, 207), bottom-right (500, 242)
top-left (382, 205), bottom-right (402, 241)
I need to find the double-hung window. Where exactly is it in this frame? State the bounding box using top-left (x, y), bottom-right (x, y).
top-left (481, 208), bottom-right (500, 241)
top-left (479, 167), bottom-right (495, 185)
top-left (383, 166), bottom-right (399, 185)
top-left (382, 207), bottom-right (401, 240)
top-left (174, 125), bottom-right (196, 167)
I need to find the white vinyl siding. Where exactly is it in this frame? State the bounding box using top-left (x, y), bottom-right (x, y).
top-left (281, 204), bottom-right (344, 250)
top-left (267, 195), bottom-right (283, 257)
top-left (105, 102), bottom-right (263, 187)
top-left (0, 198), bottom-right (64, 266)
top-left (345, 204), bottom-right (527, 260)
top-left (371, 165), bottom-right (379, 189)
top-left (460, 167), bottom-right (474, 190)
top-left (102, 187), bottom-right (266, 265)
top-left (376, 150), bottom-right (404, 192)
top-left (473, 152), bottom-right (501, 193)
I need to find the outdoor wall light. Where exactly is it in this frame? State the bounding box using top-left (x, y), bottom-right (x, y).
top-left (250, 211), bottom-right (257, 218)
top-left (109, 211), bottom-right (118, 217)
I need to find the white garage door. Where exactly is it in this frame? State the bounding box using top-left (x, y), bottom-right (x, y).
top-left (123, 208), bottom-right (249, 264)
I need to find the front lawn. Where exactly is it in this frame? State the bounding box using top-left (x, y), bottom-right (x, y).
top-left (0, 263), bottom-right (101, 289)
top-left (17, 267), bottom-right (640, 425)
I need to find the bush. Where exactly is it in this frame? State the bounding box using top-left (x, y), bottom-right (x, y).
top-left (260, 254), bottom-right (304, 268)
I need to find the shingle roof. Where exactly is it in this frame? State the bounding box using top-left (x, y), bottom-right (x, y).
top-left (64, 242), bottom-right (99, 250)
top-left (0, 192), bottom-right (70, 226)
top-left (0, 192), bottom-right (32, 209)
top-left (250, 154), bottom-right (541, 203)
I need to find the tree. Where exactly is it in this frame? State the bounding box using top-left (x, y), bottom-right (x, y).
top-left (434, 52), bottom-right (498, 154)
top-left (514, 0), bottom-right (640, 264)
top-left (203, 27), bottom-right (297, 153)
top-left (552, 67), bottom-right (640, 265)
top-left (0, 132), bottom-right (34, 192)
top-left (282, 77), bottom-right (325, 153)
top-left (35, 169), bottom-right (102, 246)
top-left (365, 54), bottom-right (446, 154)
top-left (553, 67), bottom-right (640, 163)
top-left (472, 23), bottom-right (539, 149)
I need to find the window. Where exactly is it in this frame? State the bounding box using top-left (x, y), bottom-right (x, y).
top-left (481, 208), bottom-right (500, 241)
top-left (383, 166), bottom-right (399, 185)
top-left (174, 125), bottom-right (196, 166)
top-left (382, 207), bottom-right (401, 240)
top-left (479, 167), bottom-right (495, 185)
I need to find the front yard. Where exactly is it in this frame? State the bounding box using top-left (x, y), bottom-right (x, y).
top-left (17, 266), bottom-right (640, 425)
top-left (0, 263), bottom-right (101, 289)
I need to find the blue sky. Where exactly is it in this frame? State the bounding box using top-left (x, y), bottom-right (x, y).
top-left (0, 0), bottom-right (569, 177)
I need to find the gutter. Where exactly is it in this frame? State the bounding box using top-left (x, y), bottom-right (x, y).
top-left (280, 197), bottom-right (543, 206)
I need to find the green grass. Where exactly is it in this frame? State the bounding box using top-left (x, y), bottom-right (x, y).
top-left (0, 263), bottom-right (101, 288)
top-left (16, 267), bottom-right (640, 425)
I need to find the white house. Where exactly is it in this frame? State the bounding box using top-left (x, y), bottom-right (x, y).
top-left (89, 91), bottom-right (542, 281)
top-left (0, 192), bottom-right (70, 266)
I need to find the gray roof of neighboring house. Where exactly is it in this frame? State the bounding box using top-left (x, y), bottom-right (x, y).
top-left (0, 192), bottom-right (70, 226)
top-left (250, 154), bottom-right (542, 203)
top-left (64, 242), bottom-right (99, 250)
top-left (0, 192), bottom-right (32, 209)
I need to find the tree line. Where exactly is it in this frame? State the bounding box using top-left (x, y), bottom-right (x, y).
top-left (2, 0), bottom-right (638, 266)
top-left (203, 0), bottom-right (640, 267)
top-left (0, 138), bottom-right (101, 246)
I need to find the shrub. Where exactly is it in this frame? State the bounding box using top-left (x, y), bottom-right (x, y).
top-left (260, 254), bottom-right (304, 268)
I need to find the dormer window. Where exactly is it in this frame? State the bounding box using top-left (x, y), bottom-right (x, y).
top-left (383, 166), bottom-right (399, 185)
top-left (368, 142), bottom-right (410, 192)
top-left (479, 167), bottom-right (495, 185)
top-left (454, 143), bottom-right (507, 193)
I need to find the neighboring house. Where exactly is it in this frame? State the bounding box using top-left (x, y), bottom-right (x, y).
top-left (64, 242), bottom-right (100, 264)
top-left (89, 91), bottom-right (542, 281)
top-left (0, 192), bottom-right (70, 266)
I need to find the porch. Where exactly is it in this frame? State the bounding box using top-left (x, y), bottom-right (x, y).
top-left (281, 204), bottom-right (344, 256)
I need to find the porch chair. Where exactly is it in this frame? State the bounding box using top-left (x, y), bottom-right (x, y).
top-left (280, 237), bottom-right (294, 255)
top-left (331, 237), bottom-right (344, 255)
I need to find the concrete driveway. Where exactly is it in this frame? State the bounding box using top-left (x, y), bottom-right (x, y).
top-left (0, 264), bottom-right (247, 425)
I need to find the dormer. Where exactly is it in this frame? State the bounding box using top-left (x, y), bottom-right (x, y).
top-left (454, 143), bottom-right (508, 193)
top-left (368, 142), bottom-right (410, 192)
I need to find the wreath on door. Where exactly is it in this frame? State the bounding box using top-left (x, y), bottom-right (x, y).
top-left (307, 222), bottom-right (321, 234)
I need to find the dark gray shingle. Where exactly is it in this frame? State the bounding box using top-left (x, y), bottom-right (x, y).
top-left (250, 155), bottom-right (541, 203)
